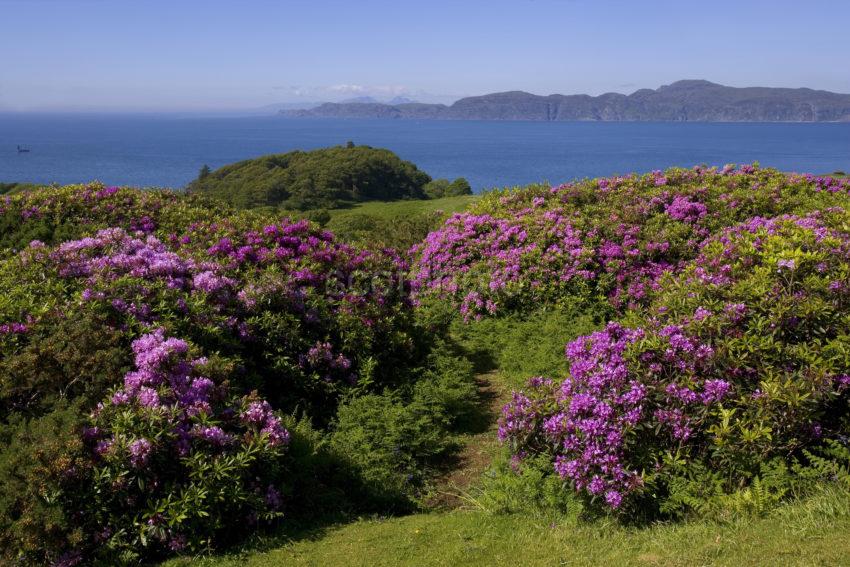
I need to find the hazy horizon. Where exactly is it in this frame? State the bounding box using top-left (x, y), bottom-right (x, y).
top-left (2, 0), bottom-right (850, 113)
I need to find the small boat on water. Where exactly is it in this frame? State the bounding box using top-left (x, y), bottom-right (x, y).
top-left (17, 145), bottom-right (30, 153)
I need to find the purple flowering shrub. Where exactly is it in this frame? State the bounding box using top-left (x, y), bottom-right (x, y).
top-left (0, 183), bottom-right (226, 251)
top-left (0, 199), bottom-right (421, 562)
top-left (499, 212), bottom-right (850, 515)
top-left (1, 216), bottom-right (415, 421)
top-left (413, 165), bottom-right (850, 319)
top-left (83, 330), bottom-right (288, 557)
top-left (169, 216), bottom-right (417, 412)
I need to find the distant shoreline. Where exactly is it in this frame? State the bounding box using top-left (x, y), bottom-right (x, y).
top-left (279, 116), bottom-right (850, 124)
top-left (284, 80), bottom-right (850, 123)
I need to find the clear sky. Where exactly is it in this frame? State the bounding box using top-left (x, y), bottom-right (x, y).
top-left (2, 0), bottom-right (849, 111)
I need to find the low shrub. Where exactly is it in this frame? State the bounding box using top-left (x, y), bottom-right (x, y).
top-left (448, 304), bottom-right (607, 387)
top-left (474, 452), bottom-right (582, 519)
top-left (0, 404), bottom-right (89, 566)
top-left (328, 210), bottom-right (448, 251)
top-left (330, 340), bottom-right (479, 508)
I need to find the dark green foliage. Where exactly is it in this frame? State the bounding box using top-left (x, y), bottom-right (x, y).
top-left (793, 440), bottom-right (850, 489)
top-left (658, 441), bottom-right (850, 521)
top-left (423, 177), bottom-right (473, 199)
top-left (0, 403), bottom-right (90, 566)
top-left (187, 145), bottom-right (432, 210)
top-left (330, 340), bottom-right (479, 507)
top-left (0, 309), bottom-right (131, 419)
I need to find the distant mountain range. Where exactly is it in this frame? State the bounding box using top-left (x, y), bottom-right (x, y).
top-left (339, 95), bottom-right (417, 105)
top-left (282, 81), bottom-right (850, 122)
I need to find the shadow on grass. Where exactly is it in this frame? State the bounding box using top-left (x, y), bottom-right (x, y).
top-left (162, 513), bottom-right (350, 566)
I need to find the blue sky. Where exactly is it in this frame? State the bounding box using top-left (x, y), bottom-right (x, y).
top-left (1, 0), bottom-right (849, 111)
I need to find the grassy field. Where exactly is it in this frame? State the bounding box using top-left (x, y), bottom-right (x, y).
top-left (317, 194), bottom-right (480, 249)
top-left (326, 194), bottom-right (479, 221)
top-left (165, 487), bottom-right (850, 567)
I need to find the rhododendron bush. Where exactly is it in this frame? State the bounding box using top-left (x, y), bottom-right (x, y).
top-left (500, 212), bottom-right (850, 514)
top-left (85, 331), bottom-right (288, 556)
top-left (2, 219), bottom-right (414, 419)
top-left (0, 194), bottom-right (418, 564)
top-left (0, 183), bottom-right (225, 251)
top-left (413, 165), bottom-right (850, 319)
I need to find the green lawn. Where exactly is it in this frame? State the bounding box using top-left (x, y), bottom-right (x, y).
top-left (317, 194), bottom-right (479, 249)
top-left (165, 487), bottom-right (850, 567)
top-left (326, 194), bottom-right (479, 222)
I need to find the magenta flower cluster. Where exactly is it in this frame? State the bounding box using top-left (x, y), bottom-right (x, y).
top-left (546, 323), bottom-right (647, 508)
top-left (413, 165), bottom-right (850, 319)
top-left (93, 329), bottom-right (290, 459)
top-left (84, 329), bottom-right (290, 549)
top-left (498, 319), bottom-right (730, 508)
top-left (499, 210), bottom-right (850, 511)
top-left (13, 214), bottom-right (411, 394)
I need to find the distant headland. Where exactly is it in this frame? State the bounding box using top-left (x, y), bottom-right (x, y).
top-left (282, 80), bottom-right (850, 122)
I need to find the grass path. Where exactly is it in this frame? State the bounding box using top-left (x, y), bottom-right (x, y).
top-left (326, 194), bottom-right (478, 222)
top-left (425, 369), bottom-right (509, 509)
top-left (167, 487), bottom-right (850, 567)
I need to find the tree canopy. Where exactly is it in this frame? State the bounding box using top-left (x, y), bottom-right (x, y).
top-left (187, 144), bottom-right (432, 210)
top-left (423, 177), bottom-right (473, 198)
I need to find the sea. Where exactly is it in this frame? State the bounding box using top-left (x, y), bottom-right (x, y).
top-left (1, 114), bottom-right (849, 191)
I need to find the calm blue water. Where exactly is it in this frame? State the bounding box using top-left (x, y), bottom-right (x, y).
top-left (1, 114), bottom-right (849, 191)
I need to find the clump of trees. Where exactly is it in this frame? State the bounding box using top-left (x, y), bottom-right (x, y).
top-left (423, 177), bottom-right (473, 198)
top-left (187, 144), bottom-right (433, 210)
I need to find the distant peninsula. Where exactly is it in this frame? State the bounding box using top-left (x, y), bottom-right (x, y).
top-left (282, 80), bottom-right (850, 122)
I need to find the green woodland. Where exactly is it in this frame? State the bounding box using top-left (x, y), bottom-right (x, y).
top-left (187, 144), bottom-right (471, 210)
